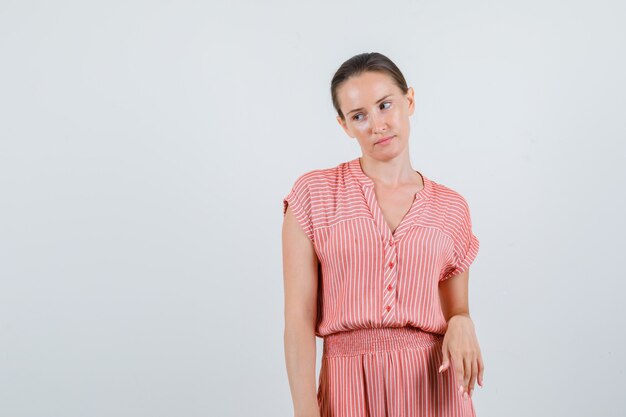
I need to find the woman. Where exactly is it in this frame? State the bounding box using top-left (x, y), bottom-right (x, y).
top-left (282, 52), bottom-right (484, 417)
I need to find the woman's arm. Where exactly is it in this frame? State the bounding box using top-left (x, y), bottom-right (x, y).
top-left (282, 205), bottom-right (320, 417)
top-left (438, 269), bottom-right (485, 398)
top-left (439, 269), bottom-right (470, 321)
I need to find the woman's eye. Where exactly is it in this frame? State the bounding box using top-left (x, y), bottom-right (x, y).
top-left (352, 102), bottom-right (390, 121)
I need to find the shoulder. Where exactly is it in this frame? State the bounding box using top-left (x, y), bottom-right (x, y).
top-left (287, 160), bottom-right (350, 194)
top-left (425, 178), bottom-right (474, 228)
top-left (429, 179), bottom-right (471, 208)
top-left (283, 161), bottom-right (349, 227)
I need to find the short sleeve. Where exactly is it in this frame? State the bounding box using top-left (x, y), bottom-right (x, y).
top-left (440, 195), bottom-right (480, 282)
top-left (282, 174), bottom-right (315, 243)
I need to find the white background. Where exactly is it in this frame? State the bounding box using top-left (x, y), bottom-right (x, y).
top-left (1, 1), bottom-right (625, 416)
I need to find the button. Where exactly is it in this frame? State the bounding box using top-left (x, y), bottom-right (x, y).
top-left (389, 239), bottom-right (394, 246)
top-left (388, 261), bottom-right (394, 268)
top-left (387, 284), bottom-right (393, 291)
top-left (385, 305), bottom-right (391, 312)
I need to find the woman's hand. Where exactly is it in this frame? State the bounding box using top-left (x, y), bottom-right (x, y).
top-left (438, 314), bottom-right (484, 398)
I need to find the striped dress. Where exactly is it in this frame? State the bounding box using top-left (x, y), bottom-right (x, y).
top-left (283, 157), bottom-right (480, 417)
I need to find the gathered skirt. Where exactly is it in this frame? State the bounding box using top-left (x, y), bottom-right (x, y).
top-left (317, 326), bottom-right (476, 417)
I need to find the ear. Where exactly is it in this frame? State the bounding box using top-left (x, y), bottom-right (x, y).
top-left (336, 115), bottom-right (353, 138)
top-left (406, 87), bottom-right (415, 116)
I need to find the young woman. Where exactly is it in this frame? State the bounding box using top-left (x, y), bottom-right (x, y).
top-left (282, 52), bottom-right (484, 417)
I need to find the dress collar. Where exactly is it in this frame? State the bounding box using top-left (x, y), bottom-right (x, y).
top-left (348, 156), bottom-right (433, 200)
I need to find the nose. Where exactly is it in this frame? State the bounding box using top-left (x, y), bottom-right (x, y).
top-left (370, 111), bottom-right (387, 133)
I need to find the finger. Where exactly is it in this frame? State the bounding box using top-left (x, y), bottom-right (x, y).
top-left (439, 342), bottom-right (450, 373)
top-left (462, 356), bottom-right (471, 395)
top-left (468, 357), bottom-right (478, 397)
top-left (452, 354), bottom-right (464, 390)
top-left (477, 352), bottom-right (485, 387)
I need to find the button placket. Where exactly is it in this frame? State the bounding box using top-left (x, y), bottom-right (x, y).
top-left (382, 234), bottom-right (398, 322)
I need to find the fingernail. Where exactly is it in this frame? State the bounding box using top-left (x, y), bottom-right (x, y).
top-left (458, 385), bottom-right (463, 394)
top-left (438, 364), bottom-right (444, 373)
top-left (463, 391), bottom-right (469, 400)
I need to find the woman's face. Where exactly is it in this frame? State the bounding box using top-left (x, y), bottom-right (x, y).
top-left (336, 71), bottom-right (415, 159)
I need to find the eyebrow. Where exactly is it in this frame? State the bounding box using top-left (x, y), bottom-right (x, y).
top-left (346, 94), bottom-right (393, 116)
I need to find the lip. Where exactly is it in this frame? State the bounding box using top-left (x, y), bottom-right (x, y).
top-left (375, 135), bottom-right (395, 145)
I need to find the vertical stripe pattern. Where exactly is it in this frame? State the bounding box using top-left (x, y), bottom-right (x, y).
top-left (318, 327), bottom-right (476, 417)
top-left (283, 157), bottom-right (481, 417)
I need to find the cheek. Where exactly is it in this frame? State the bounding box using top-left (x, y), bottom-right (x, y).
top-left (354, 122), bottom-right (370, 133)
top-left (392, 112), bottom-right (409, 132)
top-left (390, 110), bottom-right (403, 125)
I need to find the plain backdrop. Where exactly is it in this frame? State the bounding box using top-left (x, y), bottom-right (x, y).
top-left (1, 1), bottom-right (625, 416)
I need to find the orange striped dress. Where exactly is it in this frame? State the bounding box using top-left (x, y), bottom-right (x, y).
top-left (283, 157), bottom-right (480, 417)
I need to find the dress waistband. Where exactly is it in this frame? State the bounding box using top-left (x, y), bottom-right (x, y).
top-left (322, 326), bottom-right (442, 358)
